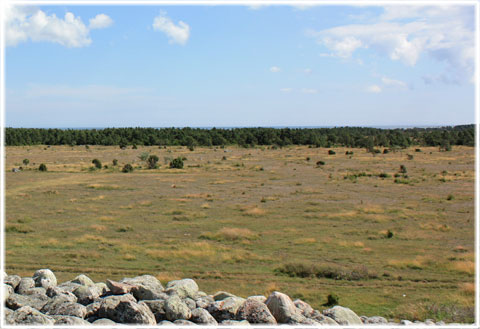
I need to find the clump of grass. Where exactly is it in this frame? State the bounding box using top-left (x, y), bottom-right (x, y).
top-left (447, 194), bottom-right (454, 200)
top-left (451, 261), bottom-right (475, 275)
top-left (378, 173), bottom-right (390, 178)
top-left (242, 207), bottom-right (266, 216)
top-left (6, 224), bottom-right (33, 234)
top-left (275, 262), bottom-right (378, 281)
top-left (323, 293), bottom-right (340, 306)
top-left (123, 253), bottom-right (136, 261)
top-left (395, 302), bottom-right (474, 323)
top-left (200, 227), bottom-right (258, 241)
top-left (116, 225), bottom-right (133, 232)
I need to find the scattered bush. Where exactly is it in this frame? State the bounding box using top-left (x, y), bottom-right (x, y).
top-left (275, 263), bottom-right (377, 281)
top-left (92, 159), bottom-right (102, 169)
top-left (139, 152), bottom-right (149, 161)
top-left (323, 293), bottom-right (340, 306)
top-left (306, 157), bottom-right (311, 161)
top-left (147, 155), bottom-right (159, 169)
top-left (399, 165), bottom-right (407, 174)
top-left (38, 163), bottom-right (47, 172)
top-left (407, 154), bottom-right (414, 160)
top-left (383, 149), bottom-right (390, 154)
top-left (170, 157), bottom-right (184, 169)
top-left (415, 148), bottom-right (422, 152)
top-left (122, 164), bottom-right (133, 173)
top-left (132, 144), bottom-right (138, 149)
top-left (386, 230), bottom-right (394, 238)
top-left (188, 145), bottom-right (195, 151)
top-left (378, 173), bottom-right (390, 178)
top-left (22, 159), bottom-right (29, 166)
top-left (373, 149), bottom-right (381, 154)
top-left (345, 151), bottom-right (354, 155)
top-left (112, 159), bottom-right (118, 166)
top-left (222, 156), bottom-right (227, 161)
top-left (85, 145), bottom-right (90, 149)
top-left (316, 161), bottom-right (325, 166)
top-left (447, 194), bottom-right (454, 200)
top-left (328, 150), bottom-right (336, 155)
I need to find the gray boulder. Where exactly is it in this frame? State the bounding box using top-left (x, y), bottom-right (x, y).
top-left (92, 318), bottom-right (118, 325)
top-left (364, 315), bottom-right (388, 324)
top-left (6, 292), bottom-right (49, 311)
top-left (311, 311), bottom-right (339, 325)
top-left (5, 275), bottom-right (21, 290)
top-left (97, 294), bottom-right (156, 324)
top-left (52, 315), bottom-right (91, 325)
top-left (4, 283), bottom-right (13, 302)
top-left (32, 269), bottom-right (57, 289)
top-left (56, 281), bottom-right (82, 293)
top-left (165, 279), bottom-right (199, 299)
top-left (47, 301), bottom-right (87, 318)
top-left (95, 282), bottom-right (109, 296)
top-left (23, 287), bottom-right (47, 296)
top-left (247, 295), bottom-right (267, 303)
top-left (42, 294), bottom-right (80, 313)
top-left (164, 295), bottom-right (192, 321)
top-left (174, 319), bottom-right (197, 325)
top-left (220, 320), bottom-right (251, 325)
top-left (73, 285), bottom-right (100, 305)
top-left (142, 299), bottom-right (167, 323)
top-left (195, 295), bottom-right (214, 309)
top-left (106, 279), bottom-right (135, 295)
top-left (72, 274), bottom-right (95, 287)
top-left (46, 286), bottom-right (78, 302)
top-left (190, 307), bottom-right (218, 325)
top-left (401, 319), bottom-right (414, 325)
top-left (159, 320), bottom-right (174, 325)
top-left (213, 291), bottom-right (236, 301)
top-left (121, 274), bottom-right (165, 300)
top-left (294, 299), bottom-right (314, 317)
top-left (184, 297), bottom-right (197, 310)
top-left (6, 305), bottom-right (54, 325)
top-left (265, 291), bottom-right (301, 323)
top-left (236, 297), bottom-right (277, 324)
top-left (85, 300), bottom-right (103, 319)
top-left (323, 305), bottom-right (363, 325)
top-left (207, 296), bottom-right (245, 322)
top-left (16, 277), bottom-right (35, 294)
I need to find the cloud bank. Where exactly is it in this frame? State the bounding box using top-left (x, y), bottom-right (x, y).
top-left (5, 5), bottom-right (113, 47)
top-left (152, 12), bottom-right (190, 45)
top-left (307, 5), bottom-right (475, 84)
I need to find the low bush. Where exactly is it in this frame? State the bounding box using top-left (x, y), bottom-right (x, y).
top-left (328, 150), bottom-right (336, 155)
top-left (316, 160), bottom-right (325, 166)
top-left (122, 164), bottom-right (133, 173)
top-left (170, 157), bottom-right (184, 169)
top-left (112, 159), bottom-right (118, 166)
top-left (323, 293), bottom-right (340, 306)
top-left (39, 163), bottom-right (47, 172)
top-left (92, 159), bottom-right (102, 169)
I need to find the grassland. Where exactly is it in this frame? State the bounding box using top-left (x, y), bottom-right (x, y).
top-left (5, 145), bottom-right (475, 322)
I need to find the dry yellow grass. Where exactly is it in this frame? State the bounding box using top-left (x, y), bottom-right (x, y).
top-left (123, 253), bottom-right (136, 261)
top-left (99, 216), bottom-right (116, 221)
top-left (451, 261), bottom-right (475, 275)
top-left (293, 237), bottom-right (316, 245)
top-left (460, 282), bottom-right (475, 295)
top-left (90, 224), bottom-right (107, 232)
top-left (338, 240), bottom-right (365, 248)
top-left (243, 207), bottom-right (266, 216)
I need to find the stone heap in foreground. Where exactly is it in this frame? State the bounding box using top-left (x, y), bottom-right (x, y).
top-left (4, 269), bottom-right (445, 326)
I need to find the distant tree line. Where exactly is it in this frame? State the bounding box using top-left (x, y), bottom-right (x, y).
top-left (5, 125), bottom-right (475, 148)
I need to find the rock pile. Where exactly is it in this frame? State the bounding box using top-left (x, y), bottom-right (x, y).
top-left (4, 269), bottom-right (445, 325)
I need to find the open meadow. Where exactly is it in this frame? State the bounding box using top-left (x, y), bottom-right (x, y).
top-left (4, 144), bottom-right (475, 322)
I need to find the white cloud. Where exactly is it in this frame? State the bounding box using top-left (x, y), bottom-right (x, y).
top-left (303, 68), bottom-right (312, 74)
top-left (301, 88), bottom-right (318, 94)
top-left (307, 5), bottom-right (475, 84)
top-left (366, 85), bottom-right (382, 93)
top-left (152, 12), bottom-right (190, 45)
top-left (280, 88), bottom-right (292, 93)
top-left (5, 5), bottom-right (112, 48)
top-left (270, 66), bottom-right (281, 73)
top-left (381, 77), bottom-right (407, 88)
top-left (89, 14), bottom-right (113, 30)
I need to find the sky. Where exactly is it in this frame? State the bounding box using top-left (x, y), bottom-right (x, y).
top-left (4, 3), bottom-right (477, 128)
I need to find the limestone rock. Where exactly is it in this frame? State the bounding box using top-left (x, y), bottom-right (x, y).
top-left (214, 291), bottom-right (236, 301)
top-left (52, 315), bottom-right (91, 325)
top-left (195, 295), bottom-right (214, 309)
top-left (6, 305), bottom-right (55, 325)
top-left (190, 307), bottom-right (218, 325)
top-left (6, 292), bottom-right (49, 311)
top-left (142, 299), bottom-right (167, 323)
top-left (16, 277), bottom-right (35, 294)
top-left (97, 294), bottom-right (156, 324)
top-left (236, 297), bottom-right (277, 324)
top-left (265, 291), bottom-right (301, 323)
top-left (164, 295), bottom-right (192, 321)
top-left (5, 275), bottom-right (22, 290)
top-left (207, 296), bottom-right (245, 322)
top-left (121, 274), bottom-right (165, 300)
top-left (323, 305), bottom-right (363, 325)
top-left (106, 279), bottom-right (135, 295)
top-left (92, 318), bottom-right (118, 325)
top-left (95, 282), bottom-right (109, 296)
top-left (364, 315), bottom-right (388, 324)
top-left (220, 319), bottom-right (251, 325)
top-left (165, 278), bottom-right (199, 299)
top-left (73, 285), bottom-right (101, 305)
top-left (4, 283), bottom-right (14, 303)
top-left (72, 274), bottom-right (95, 287)
top-left (32, 269), bottom-right (57, 289)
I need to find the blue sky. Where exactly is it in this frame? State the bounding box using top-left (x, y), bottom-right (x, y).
top-left (4, 4), bottom-right (476, 127)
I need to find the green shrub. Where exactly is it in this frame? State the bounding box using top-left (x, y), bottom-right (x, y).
top-left (170, 157), bottom-right (184, 169)
top-left (383, 149), bottom-right (390, 154)
top-left (147, 155), bottom-right (159, 169)
top-left (38, 163), bottom-right (47, 172)
top-left (22, 159), bottom-right (29, 166)
top-left (275, 263), bottom-right (377, 281)
top-left (345, 151), bottom-right (354, 155)
top-left (316, 160), bottom-right (325, 166)
top-left (112, 159), bottom-right (118, 166)
top-left (328, 150), bottom-right (336, 155)
top-left (447, 194), bottom-right (454, 200)
top-left (306, 157), bottom-right (311, 161)
top-left (132, 144), bottom-right (137, 149)
top-left (399, 165), bottom-right (407, 174)
top-left (415, 148), bottom-right (422, 152)
top-left (386, 230), bottom-right (394, 238)
top-left (122, 164), bottom-right (133, 173)
top-left (379, 173), bottom-right (390, 178)
top-left (373, 149), bottom-right (381, 154)
top-left (324, 293), bottom-right (340, 306)
top-left (92, 159), bottom-right (102, 169)
top-left (139, 152), bottom-right (149, 161)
